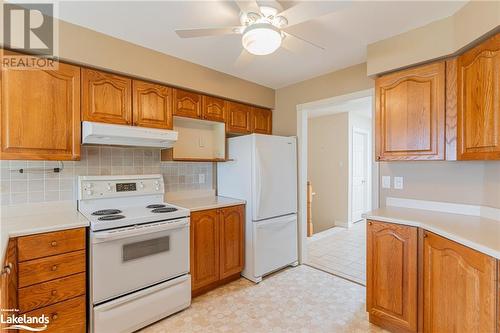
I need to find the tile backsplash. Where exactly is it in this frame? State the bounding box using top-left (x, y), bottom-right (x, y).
top-left (0, 146), bottom-right (214, 206)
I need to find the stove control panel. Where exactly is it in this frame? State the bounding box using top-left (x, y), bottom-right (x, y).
top-left (78, 175), bottom-right (164, 200)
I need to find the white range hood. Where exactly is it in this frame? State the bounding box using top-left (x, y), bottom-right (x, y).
top-left (82, 121), bottom-right (178, 148)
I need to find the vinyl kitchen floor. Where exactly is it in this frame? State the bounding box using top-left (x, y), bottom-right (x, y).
top-left (139, 265), bottom-right (384, 333)
top-left (306, 221), bottom-right (366, 285)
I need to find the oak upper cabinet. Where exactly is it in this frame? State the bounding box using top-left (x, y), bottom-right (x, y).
top-left (367, 220), bottom-right (418, 333)
top-left (190, 209), bottom-right (220, 292)
top-left (227, 102), bottom-right (252, 134)
top-left (82, 68), bottom-right (132, 125)
top-left (422, 231), bottom-right (497, 333)
top-left (375, 61), bottom-right (445, 161)
top-left (202, 95), bottom-right (226, 122)
top-left (173, 89), bottom-right (202, 119)
top-left (457, 33), bottom-right (500, 160)
top-left (0, 61), bottom-right (81, 160)
top-left (132, 80), bottom-right (173, 129)
top-left (252, 107), bottom-right (272, 134)
top-left (220, 205), bottom-right (245, 279)
top-left (191, 205), bottom-right (245, 296)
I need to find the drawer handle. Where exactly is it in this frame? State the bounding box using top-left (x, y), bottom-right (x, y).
top-left (52, 313), bottom-right (58, 321)
top-left (51, 290), bottom-right (57, 296)
top-left (51, 265), bottom-right (58, 271)
top-left (51, 241), bottom-right (58, 247)
top-left (368, 221), bottom-right (373, 226)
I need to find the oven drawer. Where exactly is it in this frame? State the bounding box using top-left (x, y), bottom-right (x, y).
top-left (18, 228), bottom-right (85, 262)
top-left (25, 295), bottom-right (86, 333)
top-left (19, 273), bottom-right (86, 313)
top-left (19, 250), bottom-right (86, 287)
top-left (93, 274), bottom-right (191, 333)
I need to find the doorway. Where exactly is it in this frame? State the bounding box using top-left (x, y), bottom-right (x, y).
top-left (296, 89), bottom-right (378, 285)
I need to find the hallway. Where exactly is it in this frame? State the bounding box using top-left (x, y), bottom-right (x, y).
top-left (306, 220), bottom-right (366, 285)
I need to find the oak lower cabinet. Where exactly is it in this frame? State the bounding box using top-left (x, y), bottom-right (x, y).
top-left (422, 231), bottom-right (497, 333)
top-left (375, 61), bottom-right (446, 161)
top-left (0, 228), bottom-right (87, 333)
top-left (82, 68), bottom-right (132, 125)
top-left (190, 205), bottom-right (244, 296)
top-left (367, 220), bottom-right (499, 333)
top-left (367, 220), bottom-right (418, 333)
top-left (0, 58), bottom-right (81, 160)
top-left (457, 32), bottom-right (500, 160)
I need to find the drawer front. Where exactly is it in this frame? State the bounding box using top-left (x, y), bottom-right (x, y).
top-left (19, 273), bottom-right (86, 313)
top-left (19, 250), bottom-right (86, 288)
top-left (18, 228), bottom-right (85, 262)
top-left (25, 295), bottom-right (86, 333)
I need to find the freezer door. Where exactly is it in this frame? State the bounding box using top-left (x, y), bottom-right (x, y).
top-left (253, 135), bottom-right (297, 221)
top-left (253, 214), bottom-right (298, 277)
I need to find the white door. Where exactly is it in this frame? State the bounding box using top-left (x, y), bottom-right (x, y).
top-left (252, 135), bottom-right (297, 221)
top-left (351, 130), bottom-right (369, 222)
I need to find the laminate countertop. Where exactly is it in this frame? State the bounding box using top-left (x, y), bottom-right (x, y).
top-left (364, 207), bottom-right (500, 259)
top-left (0, 201), bottom-right (89, 261)
top-left (168, 196), bottom-right (246, 212)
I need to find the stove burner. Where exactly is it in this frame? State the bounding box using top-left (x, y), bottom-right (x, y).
top-left (98, 215), bottom-right (126, 221)
top-left (92, 209), bottom-right (122, 216)
top-left (151, 207), bottom-right (178, 213)
top-left (146, 204), bottom-right (166, 209)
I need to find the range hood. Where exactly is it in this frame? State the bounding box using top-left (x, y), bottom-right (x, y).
top-left (82, 121), bottom-right (178, 148)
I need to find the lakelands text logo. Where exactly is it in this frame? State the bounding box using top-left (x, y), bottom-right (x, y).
top-left (2, 3), bottom-right (57, 70)
top-left (1, 309), bottom-right (48, 331)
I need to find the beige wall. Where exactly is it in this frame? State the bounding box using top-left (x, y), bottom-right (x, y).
top-left (308, 112), bottom-right (349, 232)
top-left (274, 63), bottom-right (374, 136)
top-left (367, 1), bottom-right (500, 75)
top-left (50, 20), bottom-right (275, 108)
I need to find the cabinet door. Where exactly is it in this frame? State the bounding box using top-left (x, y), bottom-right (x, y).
top-left (202, 95), bottom-right (226, 122)
top-left (0, 239), bottom-right (17, 329)
top-left (375, 61), bottom-right (445, 161)
top-left (227, 102), bottom-right (251, 134)
top-left (423, 231), bottom-right (496, 333)
top-left (457, 33), bottom-right (500, 160)
top-left (190, 209), bottom-right (220, 291)
top-left (220, 205), bottom-right (244, 279)
top-left (81, 68), bottom-right (132, 125)
top-left (0, 61), bottom-right (81, 160)
top-left (367, 220), bottom-right (418, 333)
top-left (132, 80), bottom-right (173, 129)
top-left (173, 89), bottom-right (202, 119)
top-left (252, 107), bottom-right (272, 134)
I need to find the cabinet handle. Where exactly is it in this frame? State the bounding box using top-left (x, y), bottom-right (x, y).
top-left (51, 313), bottom-right (58, 320)
top-left (50, 241), bottom-right (57, 247)
top-left (2, 263), bottom-right (12, 275)
top-left (51, 265), bottom-right (58, 271)
top-left (51, 290), bottom-right (57, 296)
top-left (376, 156), bottom-right (381, 160)
top-left (368, 221), bottom-right (373, 226)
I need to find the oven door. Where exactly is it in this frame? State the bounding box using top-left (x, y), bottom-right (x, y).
top-left (91, 218), bottom-right (189, 304)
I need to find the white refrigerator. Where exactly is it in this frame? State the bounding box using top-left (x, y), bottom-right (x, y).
top-left (217, 134), bottom-right (298, 283)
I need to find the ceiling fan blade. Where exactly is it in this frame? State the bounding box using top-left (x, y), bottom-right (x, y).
top-left (234, 0), bottom-right (261, 14)
top-left (283, 31), bottom-right (325, 51)
top-left (235, 48), bottom-right (255, 67)
top-left (278, 1), bottom-right (351, 28)
top-left (175, 26), bottom-right (243, 38)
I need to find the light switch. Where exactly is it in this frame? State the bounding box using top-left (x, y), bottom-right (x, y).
top-left (382, 176), bottom-right (391, 189)
top-left (198, 137), bottom-right (205, 148)
top-left (198, 174), bottom-right (205, 184)
top-left (394, 176), bottom-right (404, 189)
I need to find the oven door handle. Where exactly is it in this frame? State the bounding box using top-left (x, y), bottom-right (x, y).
top-left (92, 219), bottom-right (189, 242)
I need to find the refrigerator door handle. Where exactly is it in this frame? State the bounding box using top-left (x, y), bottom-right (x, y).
top-left (255, 149), bottom-right (262, 217)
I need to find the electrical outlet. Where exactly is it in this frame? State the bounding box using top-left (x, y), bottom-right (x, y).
top-left (394, 176), bottom-right (404, 189)
top-left (198, 174), bottom-right (205, 184)
top-left (382, 176), bottom-right (391, 189)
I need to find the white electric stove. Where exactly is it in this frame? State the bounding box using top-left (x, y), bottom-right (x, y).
top-left (78, 174), bottom-right (191, 333)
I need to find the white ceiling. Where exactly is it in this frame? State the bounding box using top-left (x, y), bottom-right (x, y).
top-left (52, 1), bottom-right (467, 88)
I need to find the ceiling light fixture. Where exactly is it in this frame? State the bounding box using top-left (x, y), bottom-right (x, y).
top-left (242, 23), bottom-right (282, 56)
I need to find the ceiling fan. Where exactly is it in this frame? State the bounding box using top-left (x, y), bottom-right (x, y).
top-left (175, 1), bottom-right (348, 57)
